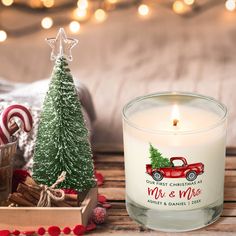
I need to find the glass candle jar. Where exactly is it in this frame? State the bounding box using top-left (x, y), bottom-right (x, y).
top-left (122, 92), bottom-right (227, 232)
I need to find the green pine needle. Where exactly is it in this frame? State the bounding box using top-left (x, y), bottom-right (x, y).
top-left (33, 56), bottom-right (96, 192)
top-left (149, 144), bottom-right (171, 168)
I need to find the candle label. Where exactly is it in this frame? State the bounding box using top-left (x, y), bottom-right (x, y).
top-left (145, 144), bottom-right (205, 210)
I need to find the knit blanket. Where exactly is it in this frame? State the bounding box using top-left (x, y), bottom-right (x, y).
top-left (0, 78), bottom-right (96, 170)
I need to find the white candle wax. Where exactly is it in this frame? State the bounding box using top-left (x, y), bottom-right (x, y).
top-left (123, 105), bottom-right (227, 210)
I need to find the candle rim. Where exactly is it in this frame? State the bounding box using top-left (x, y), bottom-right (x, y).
top-left (122, 91), bottom-right (227, 135)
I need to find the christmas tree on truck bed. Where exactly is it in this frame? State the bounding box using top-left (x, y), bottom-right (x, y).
top-left (33, 28), bottom-right (96, 192)
top-left (149, 144), bottom-right (171, 169)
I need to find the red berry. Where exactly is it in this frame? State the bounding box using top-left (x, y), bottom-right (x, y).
top-left (0, 230), bottom-right (10, 236)
top-left (37, 227), bottom-right (46, 235)
top-left (22, 231), bottom-right (35, 235)
top-left (95, 172), bottom-right (104, 186)
top-left (62, 227), bottom-right (71, 235)
top-left (92, 207), bottom-right (107, 224)
top-left (98, 195), bottom-right (106, 203)
top-left (73, 225), bottom-right (86, 235)
top-left (86, 222), bottom-right (96, 231)
top-left (12, 230), bottom-right (20, 235)
top-left (102, 203), bottom-right (112, 209)
top-left (48, 226), bottom-right (61, 236)
top-left (62, 189), bottom-right (78, 194)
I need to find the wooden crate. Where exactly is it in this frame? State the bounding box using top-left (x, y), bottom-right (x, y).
top-left (0, 187), bottom-right (97, 231)
top-left (0, 140), bottom-right (17, 203)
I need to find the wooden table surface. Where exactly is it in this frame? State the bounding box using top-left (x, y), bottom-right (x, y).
top-left (93, 148), bottom-right (236, 236)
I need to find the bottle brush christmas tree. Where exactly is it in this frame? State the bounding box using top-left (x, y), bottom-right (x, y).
top-left (149, 144), bottom-right (171, 168)
top-left (33, 28), bottom-right (96, 193)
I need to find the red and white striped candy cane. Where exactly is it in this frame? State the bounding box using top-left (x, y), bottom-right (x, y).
top-left (0, 104), bottom-right (33, 144)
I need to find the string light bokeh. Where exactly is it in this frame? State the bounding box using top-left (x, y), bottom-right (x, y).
top-left (73, 7), bottom-right (87, 20)
top-left (138, 4), bottom-right (150, 17)
top-left (225, 0), bottom-right (236, 11)
top-left (0, 0), bottom-right (235, 42)
top-left (94, 8), bottom-right (107, 22)
top-left (0, 30), bottom-right (7, 42)
top-left (2, 0), bottom-right (13, 6)
top-left (184, 0), bottom-right (195, 5)
top-left (69, 21), bottom-right (81, 33)
top-left (41, 17), bottom-right (53, 29)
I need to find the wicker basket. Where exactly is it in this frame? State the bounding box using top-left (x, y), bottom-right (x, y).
top-left (0, 139), bottom-right (17, 203)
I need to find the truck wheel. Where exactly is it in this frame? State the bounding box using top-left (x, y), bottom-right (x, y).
top-left (186, 171), bottom-right (197, 181)
top-left (152, 171), bottom-right (163, 181)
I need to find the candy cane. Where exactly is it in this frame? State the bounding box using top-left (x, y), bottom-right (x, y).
top-left (0, 104), bottom-right (33, 144)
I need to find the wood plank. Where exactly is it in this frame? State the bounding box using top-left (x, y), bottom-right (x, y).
top-left (95, 154), bottom-right (236, 170)
top-left (226, 147), bottom-right (236, 156)
top-left (96, 156), bottom-right (236, 194)
top-left (95, 163), bottom-right (124, 170)
top-left (95, 154), bottom-right (124, 163)
top-left (93, 206), bottom-right (236, 235)
top-left (99, 187), bottom-right (236, 202)
top-left (96, 169), bottom-right (236, 181)
top-left (94, 146), bottom-right (236, 156)
top-left (99, 188), bottom-right (125, 201)
top-left (222, 203), bottom-right (236, 216)
top-left (102, 181), bottom-right (125, 188)
top-left (225, 157), bottom-right (236, 170)
top-left (93, 203), bottom-right (236, 235)
top-left (224, 188), bottom-right (236, 201)
top-left (97, 170), bottom-right (125, 181)
top-left (108, 202), bottom-right (236, 217)
top-left (92, 231), bottom-right (236, 236)
top-left (204, 217), bottom-right (236, 233)
top-left (101, 179), bottom-right (236, 189)
top-left (93, 144), bottom-right (124, 154)
top-left (96, 216), bottom-right (236, 233)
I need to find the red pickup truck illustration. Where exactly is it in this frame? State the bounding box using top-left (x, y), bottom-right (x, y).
top-left (146, 157), bottom-right (204, 182)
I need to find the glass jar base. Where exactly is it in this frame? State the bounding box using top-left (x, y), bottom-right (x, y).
top-left (126, 195), bottom-right (223, 232)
